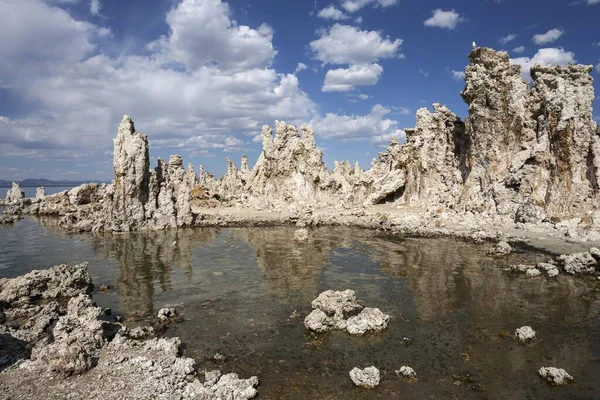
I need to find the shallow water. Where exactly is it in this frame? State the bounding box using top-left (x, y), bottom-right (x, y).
top-left (1, 217), bottom-right (599, 399)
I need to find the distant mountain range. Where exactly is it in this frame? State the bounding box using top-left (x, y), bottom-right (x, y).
top-left (0, 179), bottom-right (109, 187)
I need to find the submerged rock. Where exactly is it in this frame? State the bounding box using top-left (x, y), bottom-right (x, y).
top-left (395, 365), bottom-right (417, 381)
top-left (558, 248), bottom-right (600, 274)
top-left (538, 367), bottom-right (573, 386)
top-left (157, 307), bottom-right (178, 322)
top-left (488, 241), bottom-right (512, 255)
top-left (294, 228), bottom-right (309, 241)
top-left (349, 366), bottom-right (380, 388)
top-left (514, 326), bottom-right (536, 343)
top-left (345, 308), bottom-right (390, 336)
top-left (184, 370), bottom-right (259, 399)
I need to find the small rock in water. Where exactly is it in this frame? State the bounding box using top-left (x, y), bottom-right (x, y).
top-left (538, 367), bottom-right (573, 386)
top-left (345, 308), bottom-right (390, 335)
top-left (213, 353), bottom-right (226, 362)
top-left (103, 308), bottom-right (112, 316)
top-left (172, 241), bottom-right (177, 246)
top-left (514, 326), bottom-right (536, 343)
top-left (98, 284), bottom-right (113, 293)
top-left (349, 366), bottom-right (380, 388)
top-left (525, 268), bottom-right (541, 277)
top-left (157, 307), bottom-right (178, 322)
top-left (488, 241), bottom-right (512, 255)
top-left (395, 365), bottom-right (417, 381)
top-left (115, 315), bottom-right (123, 323)
top-left (294, 228), bottom-right (309, 241)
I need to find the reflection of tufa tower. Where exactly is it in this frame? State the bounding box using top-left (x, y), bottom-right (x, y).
top-left (91, 228), bottom-right (218, 317)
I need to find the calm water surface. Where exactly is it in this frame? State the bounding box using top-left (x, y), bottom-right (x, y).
top-left (0, 217), bottom-right (599, 399)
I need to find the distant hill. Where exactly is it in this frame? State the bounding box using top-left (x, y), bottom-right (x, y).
top-left (0, 179), bottom-right (110, 187)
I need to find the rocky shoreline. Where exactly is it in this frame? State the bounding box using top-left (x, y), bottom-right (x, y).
top-left (0, 264), bottom-right (259, 399)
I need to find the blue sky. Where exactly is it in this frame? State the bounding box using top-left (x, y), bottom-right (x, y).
top-left (0, 0), bottom-right (599, 181)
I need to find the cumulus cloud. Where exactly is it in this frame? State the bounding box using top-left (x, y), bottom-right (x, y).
top-left (310, 24), bottom-right (403, 64)
top-left (451, 70), bottom-right (465, 80)
top-left (532, 28), bottom-right (564, 45)
top-left (512, 46), bottom-right (525, 53)
top-left (423, 9), bottom-right (464, 30)
top-left (317, 5), bottom-right (349, 20)
top-left (310, 104), bottom-right (406, 144)
top-left (149, 0), bottom-right (277, 72)
top-left (0, 0), bottom-right (317, 161)
top-left (90, 0), bottom-right (101, 15)
top-left (341, 0), bottom-right (398, 13)
top-left (499, 33), bottom-right (517, 44)
top-left (322, 63), bottom-right (383, 92)
top-left (510, 47), bottom-right (576, 79)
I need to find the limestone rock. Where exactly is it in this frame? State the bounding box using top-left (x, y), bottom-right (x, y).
top-left (349, 366), bottom-right (380, 388)
top-left (345, 307), bottom-right (390, 335)
top-left (0, 263), bottom-right (92, 307)
top-left (30, 294), bottom-right (106, 375)
top-left (68, 183), bottom-right (99, 205)
top-left (157, 307), bottom-right (178, 322)
top-left (558, 249), bottom-right (599, 274)
top-left (488, 241), bottom-right (512, 255)
top-left (35, 187), bottom-right (46, 201)
top-left (395, 365), bottom-right (417, 380)
top-left (5, 182), bottom-right (24, 205)
top-left (294, 228), bottom-right (309, 241)
top-left (304, 309), bottom-right (332, 333)
top-left (515, 326), bottom-right (536, 343)
top-left (538, 367), bottom-right (573, 386)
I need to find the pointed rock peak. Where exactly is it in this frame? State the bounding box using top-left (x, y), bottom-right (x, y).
top-left (118, 115), bottom-right (135, 135)
top-left (169, 155), bottom-right (183, 167)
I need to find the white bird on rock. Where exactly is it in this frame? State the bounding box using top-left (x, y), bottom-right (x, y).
top-left (472, 41), bottom-right (477, 49)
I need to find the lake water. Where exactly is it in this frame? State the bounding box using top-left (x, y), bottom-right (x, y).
top-left (0, 217), bottom-right (599, 399)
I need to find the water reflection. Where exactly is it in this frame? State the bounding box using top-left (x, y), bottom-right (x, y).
top-left (10, 219), bottom-right (599, 399)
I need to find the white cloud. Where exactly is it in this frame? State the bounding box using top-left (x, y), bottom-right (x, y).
top-left (310, 104), bottom-right (406, 144)
top-left (510, 47), bottom-right (576, 79)
top-left (294, 62), bottom-right (307, 74)
top-left (499, 33), bottom-right (517, 44)
top-left (0, 0), bottom-right (317, 157)
top-left (451, 70), bottom-right (465, 80)
top-left (310, 24), bottom-right (403, 65)
top-left (532, 28), bottom-right (564, 45)
top-left (588, 0), bottom-right (600, 4)
top-left (149, 0), bottom-right (277, 72)
top-left (358, 94), bottom-right (370, 100)
top-left (512, 46), bottom-right (525, 53)
top-left (90, 0), bottom-right (101, 15)
top-left (317, 5), bottom-right (349, 20)
top-left (341, 0), bottom-right (398, 13)
top-left (322, 63), bottom-right (383, 92)
top-left (424, 9), bottom-right (464, 30)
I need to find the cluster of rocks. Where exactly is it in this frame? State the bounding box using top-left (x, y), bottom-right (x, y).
top-left (2, 47), bottom-right (598, 238)
top-left (506, 247), bottom-right (600, 278)
top-left (512, 325), bottom-right (573, 386)
top-left (304, 289), bottom-right (390, 335)
top-left (0, 264), bottom-right (259, 399)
